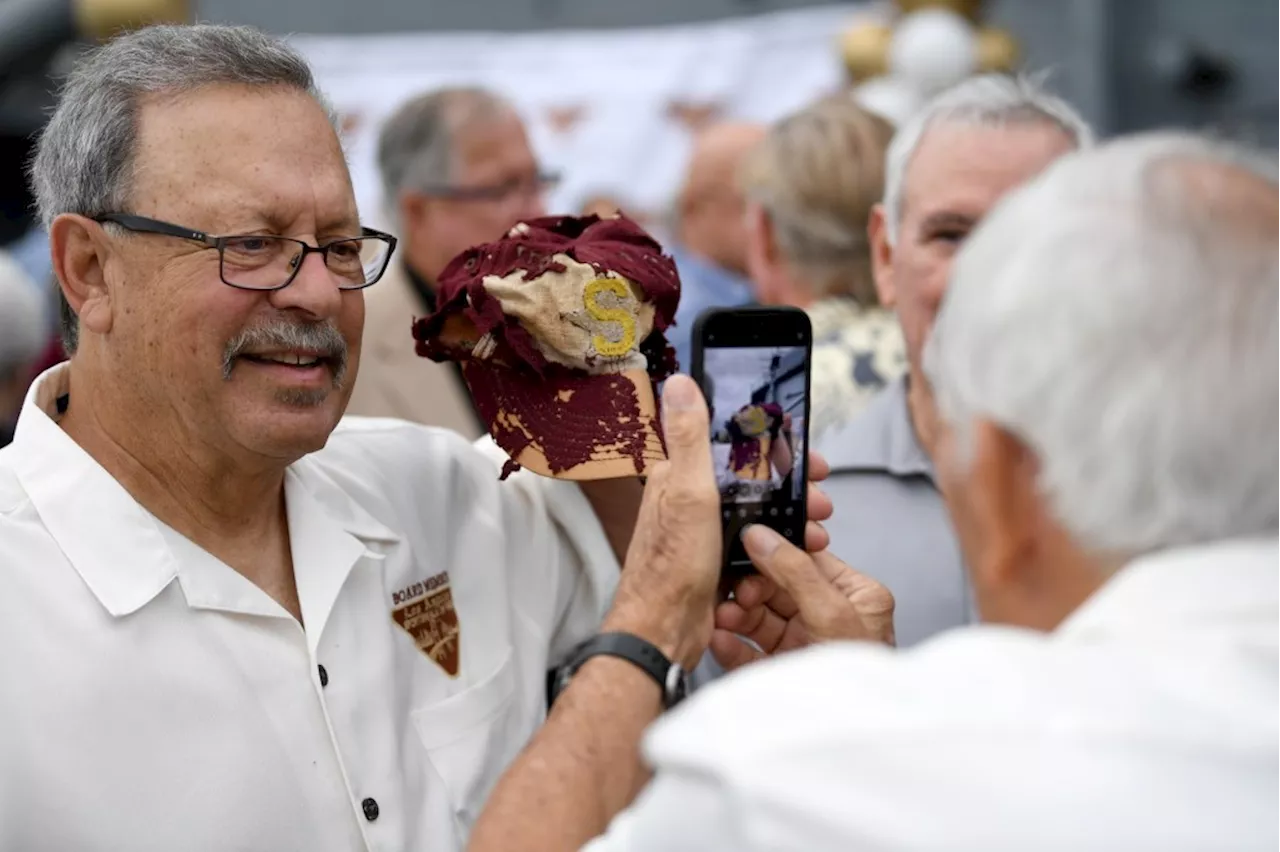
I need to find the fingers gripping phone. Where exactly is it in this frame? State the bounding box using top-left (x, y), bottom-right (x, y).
top-left (690, 307), bottom-right (812, 586)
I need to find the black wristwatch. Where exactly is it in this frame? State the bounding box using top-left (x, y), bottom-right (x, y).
top-left (548, 632), bottom-right (689, 710)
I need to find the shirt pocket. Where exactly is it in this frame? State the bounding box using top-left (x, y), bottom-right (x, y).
top-left (412, 649), bottom-right (519, 835)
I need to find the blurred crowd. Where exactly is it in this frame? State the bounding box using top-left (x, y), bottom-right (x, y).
top-left (0, 18), bottom-right (1274, 852)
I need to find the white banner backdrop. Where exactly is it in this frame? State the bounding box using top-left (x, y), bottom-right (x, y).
top-left (290, 4), bottom-right (882, 234)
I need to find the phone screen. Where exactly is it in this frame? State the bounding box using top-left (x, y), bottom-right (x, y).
top-left (701, 341), bottom-right (809, 574)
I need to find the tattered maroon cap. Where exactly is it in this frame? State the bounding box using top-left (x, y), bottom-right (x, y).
top-left (413, 214), bottom-right (681, 480)
top-left (726, 402), bottom-right (785, 476)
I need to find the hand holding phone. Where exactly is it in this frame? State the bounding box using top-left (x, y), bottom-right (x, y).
top-left (690, 307), bottom-right (812, 587)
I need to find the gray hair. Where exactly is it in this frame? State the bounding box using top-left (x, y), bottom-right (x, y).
top-left (0, 251), bottom-right (46, 380)
top-left (29, 24), bottom-right (336, 354)
top-left (924, 132), bottom-right (1278, 558)
top-left (376, 87), bottom-right (514, 215)
top-left (883, 73), bottom-right (1094, 245)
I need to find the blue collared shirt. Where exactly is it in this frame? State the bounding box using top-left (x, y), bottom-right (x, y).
top-left (666, 247), bottom-right (753, 372)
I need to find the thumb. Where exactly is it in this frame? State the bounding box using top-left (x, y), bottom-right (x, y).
top-left (660, 374), bottom-right (713, 476)
top-left (742, 525), bottom-right (841, 603)
top-left (742, 524), bottom-right (850, 622)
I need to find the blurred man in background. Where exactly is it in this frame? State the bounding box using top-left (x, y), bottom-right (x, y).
top-left (667, 122), bottom-right (764, 370)
top-left (0, 250), bottom-right (45, 447)
top-left (816, 74), bottom-right (1092, 648)
top-left (345, 86), bottom-right (554, 434)
top-left (740, 94), bottom-right (904, 439)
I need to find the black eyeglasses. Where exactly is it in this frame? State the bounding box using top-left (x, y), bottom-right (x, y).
top-left (93, 213), bottom-right (397, 292)
top-left (418, 171), bottom-right (561, 203)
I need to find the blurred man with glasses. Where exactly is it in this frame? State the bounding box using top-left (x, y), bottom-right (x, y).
top-left (346, 86), bottom-right (557, 434)
top-left (0, 25), bottom-right (641, 851)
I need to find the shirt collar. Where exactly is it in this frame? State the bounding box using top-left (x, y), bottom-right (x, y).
top-left (820, 377), bottom-right (935, 480)
top-left (8, 364), bottom-right (400, 620)
top-left (1056, 537), bottom-right (1278, 642)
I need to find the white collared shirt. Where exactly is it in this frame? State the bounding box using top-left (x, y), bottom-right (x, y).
top-left (0, 365), bottom-right (619, 852)
top-left (586, 537), bottom-right (1279, 851)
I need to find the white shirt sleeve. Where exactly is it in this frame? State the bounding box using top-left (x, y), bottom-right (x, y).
top-left (572, 644), bottom-right (953, 852)
top-left (573, 620), bottom-right (1280, 852)
top-left (470, 437), bottom-right (620, 665)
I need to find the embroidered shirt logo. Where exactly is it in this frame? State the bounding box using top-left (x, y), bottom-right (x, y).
top-left (390, 572), bottom-right (460, 677)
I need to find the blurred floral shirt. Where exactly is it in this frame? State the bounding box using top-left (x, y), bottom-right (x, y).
top-left (808, 297), bottom-right (906, 441)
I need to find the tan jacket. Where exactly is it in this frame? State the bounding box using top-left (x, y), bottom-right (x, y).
top-left (346, 261), bottom-right (484, 439)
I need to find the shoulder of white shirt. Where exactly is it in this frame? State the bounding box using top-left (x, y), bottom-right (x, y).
top-left (643, 556), bottom-right (1277, 773)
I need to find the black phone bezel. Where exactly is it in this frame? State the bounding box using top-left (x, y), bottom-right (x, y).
top-left (689, 306), bottom-right (813, 587)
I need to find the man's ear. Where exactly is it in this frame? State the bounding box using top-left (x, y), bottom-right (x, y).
top-left (744, 202), bottom-right (777, 262)
top-left (868, 204), bottom-right (896, 309)
top-left (49, 214), bottom-right (114, 337)
top-left (962, 420), bottom-right (1042, 594)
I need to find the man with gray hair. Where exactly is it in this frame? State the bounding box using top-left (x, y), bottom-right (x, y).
top-left (0, 250), bottom-right (46, 447)
top-left (0, 24), bottom-right (662, 851)
top-left (788, 74), bottom-right (1094, 653)
top-left (465, 130), bottom-right (1278, 852)
top-left (345, 86), bottom-right (553, 434)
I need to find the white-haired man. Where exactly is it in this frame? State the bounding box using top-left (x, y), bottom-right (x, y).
top-left (465, 131), bottom-right (1279, 852)
top-left (790, 74), bottom-right (1094, 651)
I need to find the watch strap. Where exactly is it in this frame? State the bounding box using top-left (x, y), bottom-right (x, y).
top-left (551, 632), bottom-right (687, 709)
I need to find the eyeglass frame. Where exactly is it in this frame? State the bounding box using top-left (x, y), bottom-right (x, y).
top-left (414, 170), bottom-right (562, 202)
top-left (92, 212), bottom-right (398, 292)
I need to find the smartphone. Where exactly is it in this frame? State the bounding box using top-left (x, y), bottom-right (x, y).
top-left (690, 307), bottom-right (812, 587)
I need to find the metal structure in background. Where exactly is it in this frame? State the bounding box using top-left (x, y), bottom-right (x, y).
top-left (0, 0), bottom-right (189, 245)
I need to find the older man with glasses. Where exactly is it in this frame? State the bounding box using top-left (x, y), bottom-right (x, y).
top-left (0, 24), bottom-right (657, 852)
top-left (345, 85), bottom-right (559, 435)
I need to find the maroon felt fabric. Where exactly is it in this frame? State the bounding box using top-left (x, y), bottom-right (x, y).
top-left (412, 214), bottom-right (681, 478)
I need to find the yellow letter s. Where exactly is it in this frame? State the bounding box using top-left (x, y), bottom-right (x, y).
top-left (583, 277), bottom-right (637, 357)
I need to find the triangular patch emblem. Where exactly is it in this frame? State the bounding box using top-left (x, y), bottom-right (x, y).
top-left (391, 573), bottom-right (461, 677)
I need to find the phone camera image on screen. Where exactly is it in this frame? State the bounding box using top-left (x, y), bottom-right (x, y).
top-left (702, 344), bottom-right (808, 567)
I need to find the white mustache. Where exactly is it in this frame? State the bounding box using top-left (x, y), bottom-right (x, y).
top-left (222, 320), bottom-right (349, 387)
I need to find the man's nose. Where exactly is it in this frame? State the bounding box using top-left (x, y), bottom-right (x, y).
top-left (269, 249), bottom-right (343, 320)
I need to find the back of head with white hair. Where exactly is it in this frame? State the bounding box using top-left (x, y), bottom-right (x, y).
top-left (0, 251), bottom-right (45, 381)
top-left (924, 132), bottom-right (1279, 558)
top-left (883, 73), bottom-right (1095, 244)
